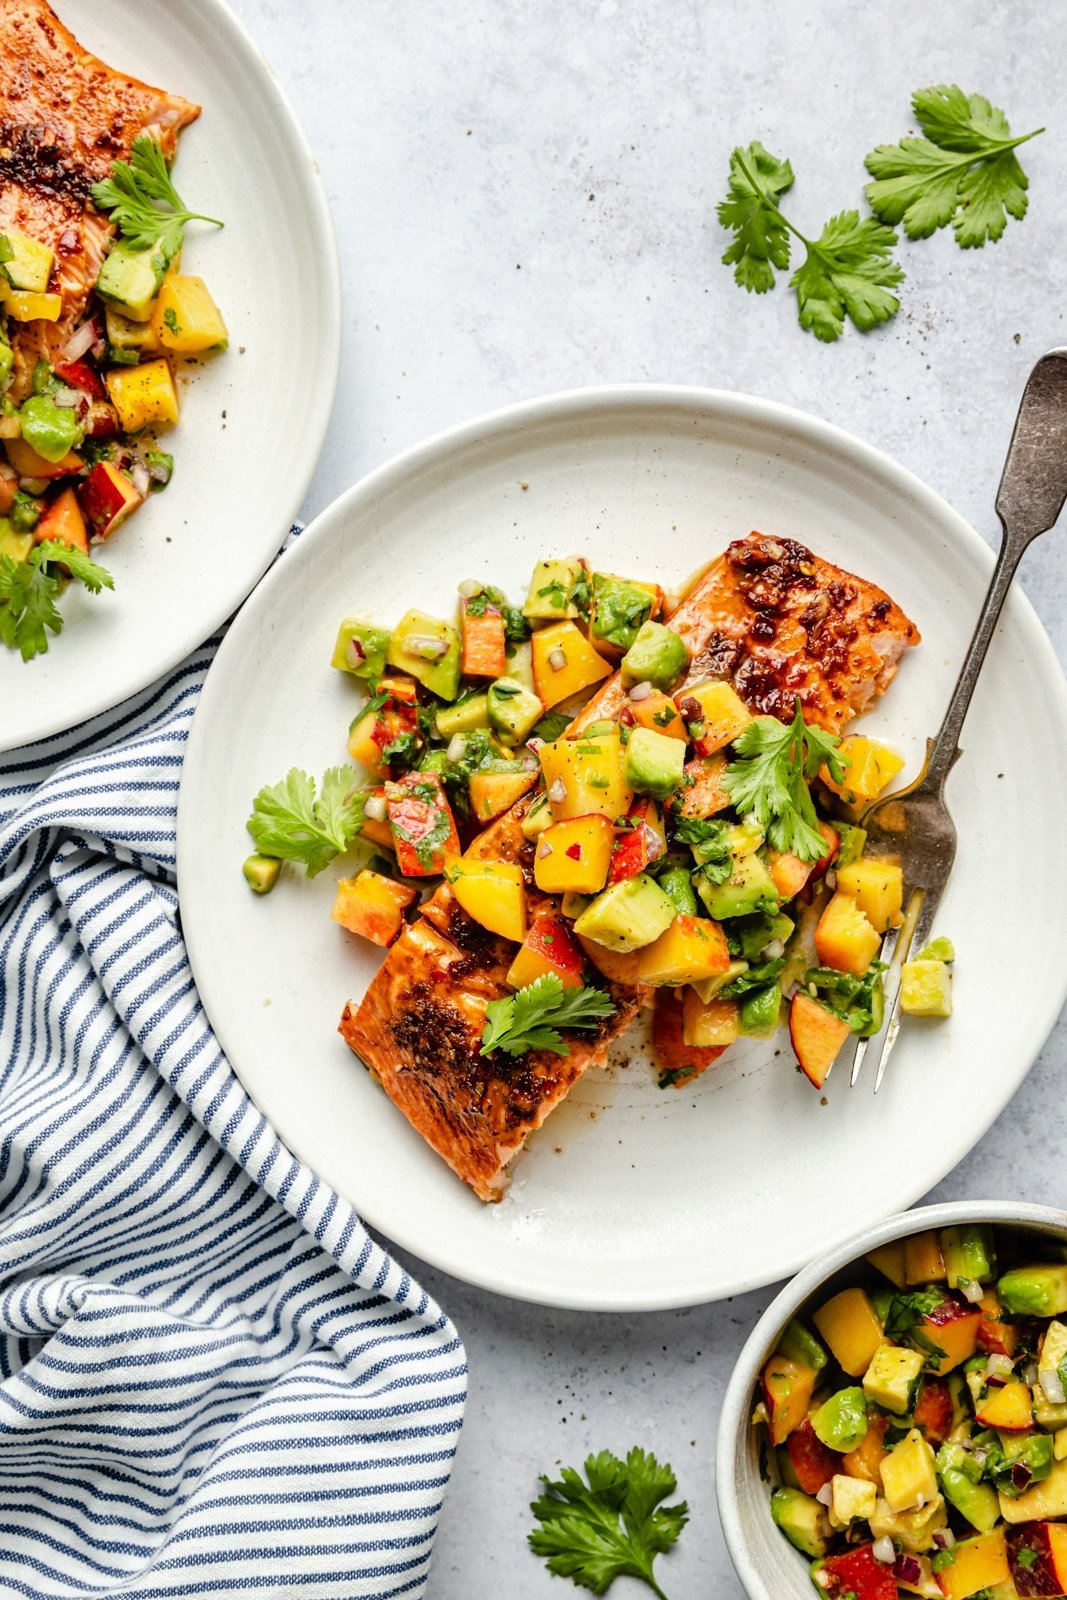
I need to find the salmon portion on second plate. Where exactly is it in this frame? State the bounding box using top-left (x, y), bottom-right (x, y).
top-left (340, 533), bottom-right (919, 1202)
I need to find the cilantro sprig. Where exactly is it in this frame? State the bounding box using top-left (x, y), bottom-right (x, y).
top-left (865, 85), bottom-right (1044, 248)
top-left (246, 767), bottom-right (366, 877)
top-left (884, 1287), bottom-right (949, 1369)
top-left (0, 541), bottom-right (114, 661)
top-left (529, 1447), bottom-right (688, 1598)
top-left (670, 815), bottom-right (733, 885)
top-left (480, 973), bottom-right (616, 1058)
top-left (717, 142), bottom-right (904, 342)
top-left (91, 134), bottom-right (223, 258)
top-left (723, 699), bottom-right (845, 861)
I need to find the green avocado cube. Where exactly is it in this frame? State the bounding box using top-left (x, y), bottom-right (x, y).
top-left (1038, 1320), bottom-right (1067, 1391)
top-left (623, 726), bottom-right (686, 799)
top-left (776, 1318), bottom-right (828, 1373)
top-left (589, 572), bottom-right (656, 651)
top-left (900, 958), bottom-right (952, 1017)
top-left (691, 958), bottom-right (748, 1003)
top-left (572, 873), bottom-right (676, 952)
top-left (696, 853), bottom-right (780, 921)
top-left (657, 866), bottom-right (699, 917)
top-left (486, 677), bottom-right (543, 746)
top-left (862, 1343), bottom-right (924, 1414)
top-left (242, 854), bottom-right (281, 894)
top-left (0, 519), bottom-right (33, 563)
top-left (96, 241), bottom-right (168, 322)
top-left (520, 792), bottom-right (553, 842)
top-left (936, 1441), bottom-right (1001, 1533)
top-left (19, 394), bottom-right (82, 464)
top-left (942, 1224), bottom-right (997, 1291)
top-left (727, 911), bottom-right (794, 962)
top-left (505, 638), bottom-right (536, 690)
top-left (769, 1487), bottom-right (828, 1560)
top-left (917, 936), bottom-right (956, 963)
top-left (620, 620), bottom-right (689, 691)
top-left (810, 1386), bottom-right (868, 1453)
top-left (738, 983), bottom-right (782, 1039)
top-left (387, 608), bottom-right (462, 701)
top-left (5, 229), bottom-right (54, 293)
top-left (436, 693), bottom-right (490, 738)
top-left (331, 617), bottom-right (392, 682)
top-left (523, 559), bottom-right (585, 620)
top-left (998, 1264), bottom-right (1067, 1319)
top-left (833, 823), bottom-right (867, 867)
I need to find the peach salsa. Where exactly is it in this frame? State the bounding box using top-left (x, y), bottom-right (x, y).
top-left (242, 545), bottom-right (947, 1111)
top-left (756, 1225), bottom-right (1067, 1598)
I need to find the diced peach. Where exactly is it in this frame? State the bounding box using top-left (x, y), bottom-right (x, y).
top-left (331, 870), bottom-right (417, 947)
top-left (905, 1229), bottom-right (947, 1285)
top-left (531, 620), bottom-right (611, 709)
top-left (977, 1289), bottom-right (1019, 1357)
top-left (937, 1529), bottom-right (1010, 1600)
top-left (534, 814), bottom-right (615, 895)
top-left (460, 598), bottom-right (507, 679)
top-left (787, 1418), bottom-right (843, 1495)
top-left (814, 1546), bottom-right (897, 1600)
top-left (768, 849), bottom-right (814, 901)
top-left (675, 753), bottom-right (730, 818)
top-left (626, 691), bottom-right (686, 740)
top-left (681, 988), bottom-right (739, 1047)
top-left (762, 1353), bottom-right (817, 1446)
top-left (6, 436), bottom-right (83, 480)
top-left (636, 914), bottom-right (730, 986)
top-left (78, 460), bottom-right (142, 538)
top-left (912, 1379), bottom-right (953, 1445)
top-left (815, 892), bottom-right (881, 976)
top-left (448, 857), bottom-right (526, 942)
top-left (842, 1414), bottom-right (889, 1485)
top-left (384, 772), bottom-right (459, 877)
top-left (578, 935), bottom-right (643, 987)
top-left (674, 678), bottom-right (752, 755)
top-left (34, 487), bottom-right (88, 555)
top-left (608, 797), bottom-right (666, 884)
top-left (975, 1380), bottom-right (1033, 1432)
top-left (1008, 1522), bottom-right (1067, 1597)
top-left (836, 858), bottom-right (904, 934)
top-left (650, 989), bottom-right (725, 1085)
top-left (789, 992), bottom-right (850, 1089)
top-left (919, 1295), bottom-right (982, 1375)
top-left (359, 789), bottom-right (393, 849)
top-left (506, 912), bottom-right (585, 991)
top-left (468, 767), bottom-right (537, 824)
top-left (347, 691), bottom-right (419, 779)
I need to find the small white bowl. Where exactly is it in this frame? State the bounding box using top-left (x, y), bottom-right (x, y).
top-left (716, 1200), bottom-right (1067, 1600)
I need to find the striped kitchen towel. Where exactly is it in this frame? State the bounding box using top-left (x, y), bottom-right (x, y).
top-left (0, 609), bottom-right (467, 1596)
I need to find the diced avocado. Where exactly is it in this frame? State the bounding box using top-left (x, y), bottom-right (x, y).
top-left (776, 1445), bottom-right (801, 1490)
top-left (657, 866), bottom-right (699, 917)
top-left (102, 303), bottom-right (152, 353)
top-left (386, 609), bottom-right (462, 701)
top-left (620, 621), bottom-right (689, 691)
top-left (1039, 1321), bottom-right (1067, 1396)
top-left (437, 693), bottom-right (490, 738)
top-left (623, 726), bottom-right (686, 799)
top-left (900, 958), bottom-right (952, 1017)
top-left (96, 241), bottom-right (168, 322)
top-left (331, 617), bottom-right (392, 682)
top-left (506, 638), bottom-right (536, 691)
top-left (487, 677), bottom-right (543, 746)
top-left (942, 1224), bottom-right (997, 1291)
top-left (996, 1431), bottom-right (1054, 1496)
top-left (581, 719), bottom-right (617, 739)
top-left (862, 1343), bottom-right (924, 1414)
top-left (691, 958), bottom-right (748, 1002)
top-left (243, 854), bottom-right (281, 894)
top-left (811, 1386), bottom-right (868, 1453)
top-left (0, 334), bottom-right (12, 391)
top-left (11, 492), bottom-right (41, 532)
top-left (0, 520), bottom-right (33, 563)
top-left (776, 1318), bottom-right (828, 1373)
top-left (739, 984), bottom-right (781, 1039)
top-left (589, 572), bottom-right (655, 651)
top-left (726, 821), bottom-right (763, 856)
top-left (917, 936), bottom-right (956, 963)
top-left (834, 824), bottom-right (867, 868)
top-left (727, 911), bottom-right (794, 962)
top-left (935, 1440), bottom-right (1000, 1533)
top-left (19, 394), bottom-right (82, 463)
top-left (561, 890), bottom-right (592, 919)
top-left (769, 1487), bottom-right (828, 1560)
top-left (523, 558), bottom-right (585, 620)
top-left (572, 873), bottom-right (677, 952)
top-left (697, 853), bottom-right (780, 920)
top-left (999, 1265), bottom-right (1067, 1320)
top-left (520, 792), bottom-right (553, 842)
top-left (870, 1287), bottom-right (895, 1327)
top-left (4, 229), bottom-right (54, 293)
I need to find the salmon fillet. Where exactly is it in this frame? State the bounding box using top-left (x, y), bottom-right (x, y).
top-left (340, 533), bottom-right (919, 1200)
top-left (0, 0), bottom-right (200, 371)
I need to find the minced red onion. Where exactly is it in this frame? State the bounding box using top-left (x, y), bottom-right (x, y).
top-left (985, 1353), bottom-right (1014, 1383)
top-left (446, 734), bottom-right (467, 764)
top-left (345, 638), bottom-right (366, 668)
top-left (90, 337), bottom-right (107, 362)
top-left (892, 1555), bottom-right (921, 1585)
top-left (933, 1528), bottom-right (955, 1550)
top-left (1041, 1367), bottom-right (1067, 1405)
top-left (815, 1482), bottom-right (833, 1507)
top-left (548, 648), bottom-right (567, 672)
top-left (129, 461), bottom-right (150, 501)
top-left (52, 385), bottom-right (80, 408)
top-left (536, 838), bottom-right (552, 860)
top-left (62, 317), bottom-right (99, 362)
top-left (547, 778), bottom-right (567, 805)
top-left (363, 794), bottom-right (387, 822)
top-left (871, 1536), bottom-right (895, 1565)
top-left (457, 578), bottom-right (482, 599)
top-left (760, 939), bottom-right (785, 961)
top-left (824, 868), bottom-right (837, 891)
top-left (960, 1278), bottom-right (984, 1304)
top-left (409, 635), bottom-right (448, 661)
top-left (628, 681), bottom-right (654, 702)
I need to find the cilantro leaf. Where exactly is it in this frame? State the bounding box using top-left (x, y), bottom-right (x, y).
top-left (802, 963), bottom-right (886, 1037)
top-left (246, 766), bottom-right (367, 876)
top-left (884, 1288), bottom-right (949, 1369)
top-left (671, 815), bottom-right (733, 885)
top-left (0, 542), bottom-right (114, 661)
top-left (529, 1447), bottom-right (688, 1598)
top-left (717, 142), bottom-right (795, 293)
top-left (91, 134), bottom-right (223, 258)
top-left (722, 699), bottom-right (844, 861)
top-left (864, 85), bottom-right (1044, 248)
top-left (481, 974), bottom-right (616, 1058)
top-left (790, 211), bottom-right (904, 342)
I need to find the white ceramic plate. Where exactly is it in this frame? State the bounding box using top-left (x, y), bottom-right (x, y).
top-left (0, 0), bottom-right (339, 752)
top-left (178, 386), bottom-right (1067, 1311)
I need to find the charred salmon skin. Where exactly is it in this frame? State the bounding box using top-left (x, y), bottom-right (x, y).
top-left (341, 534), bottom-right (919, 1200)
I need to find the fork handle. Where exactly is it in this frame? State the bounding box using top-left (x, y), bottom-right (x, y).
top-left (922, 349), bottom-right (1067, 791)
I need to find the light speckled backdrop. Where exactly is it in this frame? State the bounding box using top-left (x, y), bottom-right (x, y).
top-left (225, 2), bottom-right (1065, 1592)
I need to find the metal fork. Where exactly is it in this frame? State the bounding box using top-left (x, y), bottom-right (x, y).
top-left (848, 348), bottom-right (1067, 1091)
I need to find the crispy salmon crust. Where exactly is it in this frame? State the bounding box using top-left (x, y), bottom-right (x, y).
top-left (340, 533), bottom-right (919, 1200)
top-left (0, 0), bottom-right (200, 366)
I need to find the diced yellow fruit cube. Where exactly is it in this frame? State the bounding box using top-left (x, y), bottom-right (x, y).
top-left (999, 1455), bottom-right (1067, 1522)
top-left (673, 678), bottom-right (752, 752)
top-left (862, 1344), bottom-right (924, 1414)
top-left (531, 620), bottom-right (612, 708)
top-left (821, 735), bottom-right (905, 805)
top-left (468, 767), bottom-right (537, 823)
top-left (681, 989), bottom-right (739, 1047)
top-left (814, 892), bottom-right (881, 976)
top-left (677, 752), bottom-right (731, 818)
top-left (828, 1474), bottom-right (877, 1530)
top-left (866, 1241), bottom-right (908, 1289)
top-left (4, 229), bottom-right (54, 292)
top-left (879, 1428), bottom-right (939, 1515)
top-left (3, 287), bottom-right (62, 321)
top-left (106, 303), bottom-right (163, 352)
top-left (636, 914), bottom-right (731, 986)
top-left (813, 1287), bottom-right (884, 1378)
top-left (935, 1528), bottom-right (1009, 1600)
top-left (534, 815), bottom-right (615, 895)
top-left (151, 274), bottom-right (228, 353)
top-left (835, 858), bottom-right (904, 934)
top-left (105, 358), bottom-right (180, 431)
top-left (538, 731), bottom-right (632, 822)
top-left (900, 959), bottom-right (953, 1018)
top-left (447, 858), bottom-right (526, 942)
top-left (628, 690), bottom-right (687, 739)
top-left (905, 1229), bottom-right (947, 1285)
top-left (869, 1491), bottom-right (947, 1554)
top-left (1055, 1427), bottom-right (1067, 1462)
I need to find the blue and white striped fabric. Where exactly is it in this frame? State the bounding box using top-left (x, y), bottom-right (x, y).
top-left (0, 592), bottom-right (467, 1597)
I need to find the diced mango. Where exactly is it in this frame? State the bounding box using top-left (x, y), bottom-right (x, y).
top-left (506, 912), bottom-right (586, 991)
top-left (974, 1380), bottom-right (1033, 1433)
top-left (828, 1474), bottom-right (877, 1530)
top-left (331, 870), bottom-right (417, 947)
top-left (901, 960), bottom-right (953, 1018)
top-left (835, 857), bottom-right (904, 934)
top-left (531, 620), bottom-right (611, 709)
top-left (538, 731), bottom-right (632, 822)
top-left (577, 935), bottom-right (643, 986)
top-left (879, 1428), bottom-right (939, 1515)
top-left (674, 678), bottom-right (752, 755)
top-left (448, 858), bottom-right (526, 942)
top-left (2, 287), bottom-right (61, 321)
top-left (866, 1241), bottom-right (908, 1290)
top-left (635, 913), bottom-right (731, 986)
top-left (762, 1354), bottom-right (817, 1446)
top-left (813, 1287), bottom-right (884, 1378)
top-left (681, 989), bottom-right (739, 1047)
top-left (34, 487), bottom-right (88, 555)
top-left (627, 690), bottom-right (686, 740)
top-left (905, 1230), bottom-right (948, 1286)
top-left (821, 736), bottom-right (905, 806)
top-left (150, 274), bottom-right (228, 353)
top-left (815, 892), bottom-right (881, 976)
top-left (5, 437), bottom-right (82, 479)
top-left (935, 1528), bottom-right (1009, 1600)
top-left (105, 358), bottom-right (180, 431)
top-left (468, 766), bottom-right (537, 824)
top-left (534, 815), bottom-right (615, 895)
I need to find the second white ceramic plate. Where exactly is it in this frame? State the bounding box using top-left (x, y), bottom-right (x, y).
top-left (0, 0), bottom-right (339, 751)
top-left (178, 386), bottom-right (1067, 1310)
